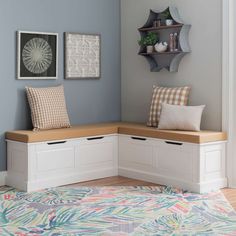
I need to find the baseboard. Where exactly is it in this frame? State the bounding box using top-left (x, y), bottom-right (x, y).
top-left (7, 168), bottom-right (118, 192)
top-left (195, 178), bottom-right (228, 193)
top-left (4, 166), bottom-right (228, 193)
top-left (0, 171), bottom-right (7, 186)
top-left (119, 167), bottom-right (227, 193)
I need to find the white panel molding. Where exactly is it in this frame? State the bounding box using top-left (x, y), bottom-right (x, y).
top-left (222, 0), bottom-right (235, 187)
top-left (0, 171), bottom-right (7, 186)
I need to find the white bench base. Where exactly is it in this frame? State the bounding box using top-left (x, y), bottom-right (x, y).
top-left (6, 135), bottom-right (118, 192)
top-left (6, 133), bottom-right (227, 193)
top-left (119, 135), bottom-right (227, 193)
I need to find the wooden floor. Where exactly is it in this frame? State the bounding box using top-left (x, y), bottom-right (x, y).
top-left (70, 176), bottom-right (236, 210)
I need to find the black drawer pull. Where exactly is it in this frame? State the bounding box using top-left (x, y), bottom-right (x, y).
top-left (47, 141), bottom-right (67, 145)
top-left (131, 137), bottom-right (147, 141)
top-left (165, 141), bottom-right (183, 146)
top-left (87, 136), bottom-right (104, 141)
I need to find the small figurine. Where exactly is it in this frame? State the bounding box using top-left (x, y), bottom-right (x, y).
top-left (169, 33), bottom-right (174, 52)
top-left (174, 33), bottom-right (179, 51)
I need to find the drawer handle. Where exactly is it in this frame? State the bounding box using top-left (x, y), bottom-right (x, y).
top-left (87, 136), bottom-right (104, 141)
top-left (47, 141), bottom-right (67, 145)
top-left (165, 141), bottom-right (183, 146)
top-left (131, 137), bottom-right (147, 141)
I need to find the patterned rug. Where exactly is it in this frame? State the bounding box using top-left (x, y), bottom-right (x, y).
top-left (0, 186), bottom-right (236, 235)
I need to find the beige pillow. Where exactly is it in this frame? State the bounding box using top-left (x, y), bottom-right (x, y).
top-left (26, 85), bottom-right (71, 131)
top-left (147, 86), bottom-right (191, 127)
top-left (158, 103), bottom-right (205, 131)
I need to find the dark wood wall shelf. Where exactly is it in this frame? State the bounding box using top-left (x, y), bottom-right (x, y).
top-left (139, 51), bottom-right (181, 56)
top-left (138, 7), bottom-right (191, 72)
top-left (138, 24), bottom-right (184, 32)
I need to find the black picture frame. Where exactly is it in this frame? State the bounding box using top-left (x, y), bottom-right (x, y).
top-left (17, 31), bottom-right (58, 79)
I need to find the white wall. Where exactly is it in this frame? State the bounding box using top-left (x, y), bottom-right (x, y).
top-left (121, 0), bottom-right (222, 130)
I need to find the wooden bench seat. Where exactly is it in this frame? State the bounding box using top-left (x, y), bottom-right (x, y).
top-left (6, 122), bottom-right (227, 144)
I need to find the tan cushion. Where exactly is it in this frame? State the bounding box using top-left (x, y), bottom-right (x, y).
top-left (26, 85), bottom-right (71, 131)
top-left (147, 86), bottom-right (191, 127)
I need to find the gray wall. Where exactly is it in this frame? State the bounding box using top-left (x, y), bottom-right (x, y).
top-left (121, 0), bottom-right (222, 131)
top-left (0, 0), bottom-right (121, 171)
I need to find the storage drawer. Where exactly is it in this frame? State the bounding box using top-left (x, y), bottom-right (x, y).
top-left (153, 140), bottom-right (197, 181)
top-left (77, 135), bottom-right (118, 171)
top-left (119, 135), bottom-right (155, 172)
top-left (33, 139), bottom-right (77, 179)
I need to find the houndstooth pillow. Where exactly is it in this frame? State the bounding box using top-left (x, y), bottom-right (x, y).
top-left (147, 86), bottom-right (191, 127)
top-left (26, 85), bottom-right (71, 131)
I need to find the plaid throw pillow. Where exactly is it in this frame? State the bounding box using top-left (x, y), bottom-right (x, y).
top-left (147, 86), bottom-right (191, 127)
top-left (26, 85), bottom-right (71, 131)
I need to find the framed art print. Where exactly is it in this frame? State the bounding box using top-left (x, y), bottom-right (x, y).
top-left (65, 32), bottom-right (101, 79)
top-left (17, 31), bottom-right (58, 79)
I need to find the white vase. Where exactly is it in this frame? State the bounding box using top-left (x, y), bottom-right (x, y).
top-left (154, 42), bottom-right (168, 53)
top-left (165, 19), bottom-right (174, 26)
top-left (146, 45), bottom-right (153, 54)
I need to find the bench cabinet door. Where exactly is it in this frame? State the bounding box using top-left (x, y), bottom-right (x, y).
top-left (153, 140), bottom-right (199, 182)
top-left (32, 139), bottom-right (78, 180)
top-left (76, 135), bottom-right (118, 173)
top-left (119, 135), bottom-right (199, 184)
top-left (119, 135), bottom-right (155, 172)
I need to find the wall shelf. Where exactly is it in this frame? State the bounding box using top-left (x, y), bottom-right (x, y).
top-left (138, 24), bottom-right (184, 32)
top-left (139, 51), bottom-right (181, 55)
top-left (138, 7), bottom-right (191, 72)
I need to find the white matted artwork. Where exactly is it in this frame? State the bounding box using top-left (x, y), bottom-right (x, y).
top-left (65, 33), bottom-right (101, 79)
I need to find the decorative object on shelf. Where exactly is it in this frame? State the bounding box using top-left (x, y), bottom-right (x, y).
top-left (65, 32), bottom-right (101, 79)
top-left (163, 8), bottom-right (174, 26)
top-left (174, 33), bottom-right (179, 51)
top-left (146, 46), bottom-right (154, 54)
top-left (169, 32), bottom-right (179, 52)
top-left (153, 19), bottom-right (161, 28)
top-left (138, 32), bottom-right (158, 54)
top-left (169, 33), bottom-right (175, 52)
top-left (17, 31), bottom-right (58, 79)
top-left (138, 7), bottom-right (191, 72)
top-left (154, 42), bottom-right (168, 53)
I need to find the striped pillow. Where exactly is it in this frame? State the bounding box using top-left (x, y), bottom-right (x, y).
top-left (26, 85), bottom-right (71, 131)
top-left (147, 86), bottom-right (191, 127)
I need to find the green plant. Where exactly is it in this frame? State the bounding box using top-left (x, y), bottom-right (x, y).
top-left (138, 32), bottom-right (158, 46)
top-left (163, 9), bottom-right (172, 19)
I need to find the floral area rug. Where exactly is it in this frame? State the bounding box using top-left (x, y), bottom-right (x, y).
top-left (0, 186), bottom-right (236, 235)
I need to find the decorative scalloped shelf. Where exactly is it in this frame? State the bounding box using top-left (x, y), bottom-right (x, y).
top-left (138, 7), bottom-right (191, 72)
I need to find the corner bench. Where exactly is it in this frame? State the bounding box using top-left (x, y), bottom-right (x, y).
top-left (6, 122), bottom-right (227, 193)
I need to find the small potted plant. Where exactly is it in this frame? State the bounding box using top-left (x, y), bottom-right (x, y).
top-left (138, 32), bottom-right (158, 53)
top-left (163, 9), bottom-right (173, 26)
